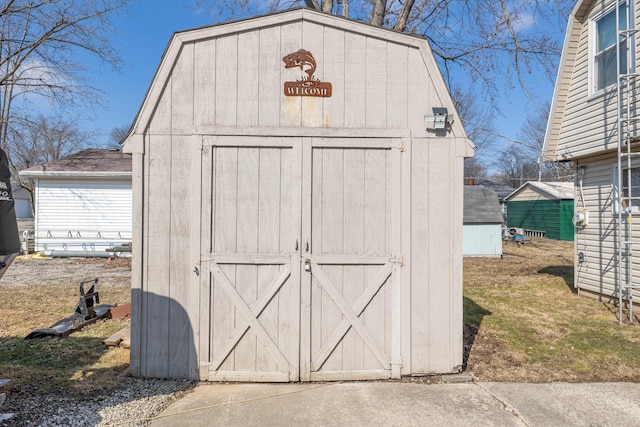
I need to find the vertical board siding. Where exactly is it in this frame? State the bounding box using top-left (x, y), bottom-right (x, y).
top-left (237, 31), bottom-right (261, 127)
top-left (280, 21), bottom-right (303, 127)
top-left (427, 140), bottom-right (454, 372)
top-left (343, 32), bottom-right (367, 128)
top-left (365, 37), bottom-right (387, 128)
top-left (172, 44), bottom-right (194, 131)
top-left (35, 179), bottom-right (132, 253)
top-left (310, 145), bottom-right (392, 374)
top-left (160, 21), bottom-right (454, 137)
top-left (322, 27), bottom-right (346, 128)
top-left (143, 135), bottom-right (171, 377)
top-left (410, 140), bottom-right (429, 372)
top-left (386, 43), bottom-right (409, 128)
top-left (301, 21), bottom-right (326, 128)
top-left (205, 141), bottom-right (299, 378)
top-left (215, 35), bottom-right (239, 126)
top-left (194, 39), bottom-right (217, 127)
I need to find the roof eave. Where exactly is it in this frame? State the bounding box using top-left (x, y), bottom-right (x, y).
top-left (543, 0), bottom-right (593, 162)
top-left (19, 171), bottom-right (132, 178)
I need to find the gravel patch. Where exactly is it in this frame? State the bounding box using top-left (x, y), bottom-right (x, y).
top-left (2, 377), bottom-right (195, 427)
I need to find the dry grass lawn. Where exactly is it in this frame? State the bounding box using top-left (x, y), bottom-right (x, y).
top-left (464, 238), bottom-right (640, 382)
top-left (1, 241), bottom-right (639, 400)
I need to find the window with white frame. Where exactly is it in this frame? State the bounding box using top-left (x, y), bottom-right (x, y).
top-left (592, 3), bottom-right (633, 93)
top-left (613, 166), bottom-right (640, 213)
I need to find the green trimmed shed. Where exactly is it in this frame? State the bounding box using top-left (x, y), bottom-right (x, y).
top-left (505, 181), bottom-right (574, 241)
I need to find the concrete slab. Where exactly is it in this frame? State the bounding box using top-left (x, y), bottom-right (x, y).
top-left (149, 382), bottom-right (523, 427)
top-left (481, 382), bottom-right (640, 427)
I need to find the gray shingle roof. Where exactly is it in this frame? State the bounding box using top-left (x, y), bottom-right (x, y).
top-left (464, 186), bottom-right (503, 224)
top-left (20, 149), bottom-right (131, 175)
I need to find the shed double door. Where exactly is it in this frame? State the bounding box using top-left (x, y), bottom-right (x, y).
top-left (199, 136), bottom-right (401, 382)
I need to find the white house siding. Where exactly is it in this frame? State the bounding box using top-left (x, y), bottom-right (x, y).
top-left (574, 154), bottom-right (640, 301)
top-left (548, 2), bottom-right (640, 161)
top-left (543, 0), bottom-right (640, 304)
top-left (125, 10), bottom-right (472, 380)
top-left (34, 179), bottom-right (132, 254)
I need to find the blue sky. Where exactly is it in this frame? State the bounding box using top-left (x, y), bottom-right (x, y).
top-left (86, 1), bottom-right (563, 161)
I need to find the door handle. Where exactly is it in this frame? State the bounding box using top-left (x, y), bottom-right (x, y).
top-left (305, 241), bottom-right (309, 252)
top-left (295, 239), bottom-right (298, 251)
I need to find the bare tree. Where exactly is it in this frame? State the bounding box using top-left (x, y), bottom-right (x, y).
top-left (0, 0), bottom-right (131, 153)
top-left (5, 114), bottom-right (96, 214)
top-left (452, 85), bottom-right (498, 154)
top-left (494, 144), bottom-right (539, 188)
top-left (451, 85), bottom-right (496, 181)
top-left (516, 102), bottom-right (574, 181)
top-left (108, 124), bottom-right (132, 149)
top-left (464, 157), bottom-right (490, 182)
top-left (190, 0), bottom-right (571, 108)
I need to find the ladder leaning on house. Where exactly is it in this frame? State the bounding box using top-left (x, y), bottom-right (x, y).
top-left (616, 0), bottom-right (640, 323)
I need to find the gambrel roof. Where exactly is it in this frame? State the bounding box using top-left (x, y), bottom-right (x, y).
top-left (122, 7), bottom-right (473, 155)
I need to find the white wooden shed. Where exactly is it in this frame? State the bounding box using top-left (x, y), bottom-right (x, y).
top-left (463, 186), bottom-right (503, 257)
top-left (123, 8), bottom-right (474, 381)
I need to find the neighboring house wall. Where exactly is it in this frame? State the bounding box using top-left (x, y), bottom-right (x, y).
top-left (572, 154), bottom-right (624, 299)
top-left (33, 178), bottom-right (132, 254)
top-left (543, 0), bottom-right (640, 302)
top-left (545, 1), bottom-right (636, 161)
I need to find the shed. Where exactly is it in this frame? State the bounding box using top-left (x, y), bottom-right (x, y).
top-left (505, 181), bottom-right (574, 241)
top-left (20, 149), bottom-right (132, 256)
top-left (463, 186), bottom-right (503, 257)
top-left (122, 8), bottom-right (474, 382)
top-left (11, 186), bottom-right (32, 219)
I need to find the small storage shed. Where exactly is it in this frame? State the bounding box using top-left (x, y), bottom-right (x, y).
top-left (463, 186), bottom-right (503, 257)
top-left (20, 149), bottom-right (132, 256)
top-left (505, 181), bottom-right (574, 241)
top-left (123, 8), bottom-right (474, 381)
top-left (11, 186), bottom-right (32, 219)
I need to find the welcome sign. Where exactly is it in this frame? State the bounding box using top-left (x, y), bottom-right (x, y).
top-left (282, 49), bottom-right (332, 97)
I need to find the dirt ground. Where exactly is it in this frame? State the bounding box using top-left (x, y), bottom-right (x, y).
top-left (0, 257), bottom-right (131, 288)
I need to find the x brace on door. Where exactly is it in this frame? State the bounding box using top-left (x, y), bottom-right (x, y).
top-left (310, 262), bottom-right (392, 371)
top-left (209, 263), bottom-right (292, 373)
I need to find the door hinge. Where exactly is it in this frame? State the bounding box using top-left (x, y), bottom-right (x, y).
top-left (390, 256), bottom-right (404, 266)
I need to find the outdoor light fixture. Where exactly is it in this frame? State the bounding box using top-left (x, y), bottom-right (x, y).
top-left (424, 107), bottom-right (453, 130)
